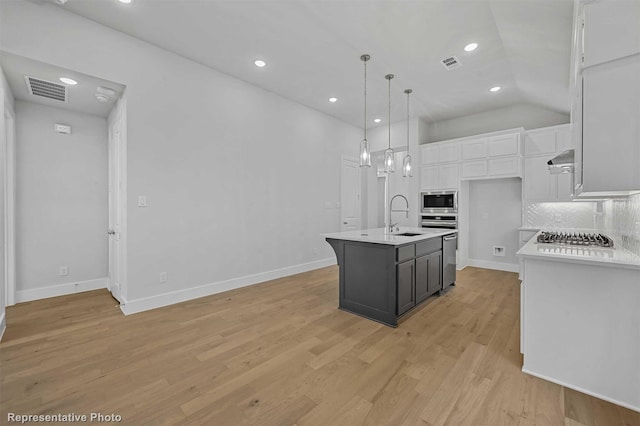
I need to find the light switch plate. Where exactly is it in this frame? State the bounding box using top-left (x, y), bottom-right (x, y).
top-left (138, 196), bottom-right (148, 207)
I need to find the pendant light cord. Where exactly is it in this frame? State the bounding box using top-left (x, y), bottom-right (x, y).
top-left (387, 76), bottom-right (392, 150)
top-left (406, 90), bottom-right (410, 150)
top-left (364, 59), bottom-right (367, 141)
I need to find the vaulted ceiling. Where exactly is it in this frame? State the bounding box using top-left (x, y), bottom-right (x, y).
top-left (50, 0), bottom-right (574, 128)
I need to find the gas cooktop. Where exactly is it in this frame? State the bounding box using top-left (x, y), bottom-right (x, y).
top-left (536, 231), bottom-right (614, 248)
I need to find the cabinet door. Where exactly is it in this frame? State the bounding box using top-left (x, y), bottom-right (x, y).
top-left (461, 160), bottom-right (487, 178)
top-left (420, 165), bottom-right (439, 190)
top-left (524, 156), bottom-right (555, 201)
top-left (427, 251), bottom-right (442, 295)
top-left (438, 142), bottom-right (459, 163)
top-left (438, 163), bottom-right (459, 189)
top-left (583, 54), bottom-right (640, 193)
top-left (462, 138), bottom-right (487, 160)
top-left (525, 130), bottom-right (556, 156)
top-left (489, 134), bottom-right (519, 157)
top-left (415, 255), bottom-right (429, 304)
top-left (487, 156), bottom-right (521, 177)
top-left (397, 260), bottom-right (415, 315)
top-left (583, 0), bottom-right (640, 68)
top-left (421, 144), bottom-right (439, 165)
top-left (556, 126), bottom-right (573, 152)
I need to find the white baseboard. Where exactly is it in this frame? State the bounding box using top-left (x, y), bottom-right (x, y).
top-left (15, 277), bottom-right (108, 303)
top-left (522, 367), bottom-right (640, 413)
top-left (467, 259), bottom-right (519, 273)
top-left (120, 257), bottom-right (337, 315)
top-left (0, 312), bottom-right (6, 342)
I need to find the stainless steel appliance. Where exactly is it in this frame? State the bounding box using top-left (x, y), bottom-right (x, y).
top-left (420, 214), bottom-right (457, 229)
top-left (442, 233), bottom-right (457, 290)
top-left (536, 231), bottom-right (614, 248)
top-left (421, 190), bottom-right (457, 214)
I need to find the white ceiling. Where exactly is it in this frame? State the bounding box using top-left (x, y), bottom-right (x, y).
top-left (0, 51), bottom-right (125, 117)
top-left (50, 0), bottom-right (573, 127)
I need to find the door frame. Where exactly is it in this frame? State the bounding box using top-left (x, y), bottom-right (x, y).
top-left (2, 93), bottom-right (16, 307)
top-left (340, 155), bottom-right (361, 232)
top-left (107, 93), bottom-right (128, 305)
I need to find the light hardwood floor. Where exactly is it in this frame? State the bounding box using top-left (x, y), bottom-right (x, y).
top-left (1, 266), bottom-right (638, 425)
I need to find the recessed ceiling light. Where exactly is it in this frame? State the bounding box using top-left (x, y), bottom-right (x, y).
top-left (374, 118), bottom-right (381, 123)
top-left (254, 60), bottom-right (266, 68)
top-left (118, 0), bottom-right (133, 4)
top-left (59, 77), bottom-right (77, 85)
top-left (328, 97), bottom-right (338, 103)
top-left (464, 43), bottom-right (478, 52)
top-left (490, 86), bottom-right (501, 92)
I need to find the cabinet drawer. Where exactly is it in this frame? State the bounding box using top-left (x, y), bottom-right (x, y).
top-left (488, 156), bottom-right (521, 176)
top-left (461, 160), bottom-right (487, 178)
top-left (416, 238), bottom-right (442, 257)
top-left (397, 245), bottom-right (415, 263)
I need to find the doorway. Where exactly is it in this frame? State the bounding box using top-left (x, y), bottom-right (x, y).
top-left (340, 156), bottom-right (361, 231)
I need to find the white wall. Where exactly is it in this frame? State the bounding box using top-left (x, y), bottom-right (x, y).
top-left (0, 1), bottom-right (359, 307)
top-left (15, 101), bottom-right (108, 293)
top-left (427, 103), bottom-right (569, 143)
top-left (1, 63), bottom-right (15, 336)
top-left (468, 178), bottom-right (522, 269)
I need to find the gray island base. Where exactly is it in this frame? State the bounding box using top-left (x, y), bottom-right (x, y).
top-left (324, 227), bottom-right (457, 327)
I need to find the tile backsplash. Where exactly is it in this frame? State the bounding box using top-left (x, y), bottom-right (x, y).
top-left (603, 193), bottom-right (640, 256)
top-left (525, 202), bottom-right (598, 229)
top-left (525, 194), bottom-right (640, 256)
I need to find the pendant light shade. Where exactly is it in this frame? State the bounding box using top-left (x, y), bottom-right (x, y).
top-left (359, 54), bottom-right (371, 167)
top-left (402, 89), bottom-right (413, 177)
top-left (384, 74), bottom-right (395, 173)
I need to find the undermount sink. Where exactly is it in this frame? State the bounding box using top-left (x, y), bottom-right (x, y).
top-left (394, 232), bottom-right (423, 237)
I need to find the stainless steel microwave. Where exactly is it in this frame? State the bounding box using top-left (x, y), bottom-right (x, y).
top-left (421, 191), bottom-right (458, 214)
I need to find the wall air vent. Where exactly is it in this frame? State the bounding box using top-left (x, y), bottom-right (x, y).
top-left (24, 76), bottom-right (67, 102)
top-left (440, 56), bottom-right (461, 70)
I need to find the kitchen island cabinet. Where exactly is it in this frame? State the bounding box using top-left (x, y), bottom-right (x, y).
top-left (324, 227), bottom-right (455, 327)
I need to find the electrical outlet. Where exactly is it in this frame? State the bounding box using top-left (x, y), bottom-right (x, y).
top-left (59, 266), bottom-right (68, 276)
top-left (493, 246), bottom-right (506, 257)
top-left (138, 195), bottom-right (148, 207)
top-left (312, 247), bottom-right (317, 255)
top-left (324, 201), bottom-right (332, 209)
top-left (554, 213), bottom-right (562, 223)
top-left (159, 272), bottom-right (167, 283)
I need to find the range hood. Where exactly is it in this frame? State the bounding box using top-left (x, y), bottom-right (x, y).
top-left (547, 149), bottom-right (575, 175)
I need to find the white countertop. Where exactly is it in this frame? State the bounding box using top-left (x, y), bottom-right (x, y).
top-left (517, 230), bottom-right (640, 270)
top-left (323, 227), bottom-right (457, 246)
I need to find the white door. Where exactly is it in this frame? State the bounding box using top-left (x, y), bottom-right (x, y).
top-left (341, 157), bottom-right (360, 231)
top-left (108, 117), bottom-right (123, 302)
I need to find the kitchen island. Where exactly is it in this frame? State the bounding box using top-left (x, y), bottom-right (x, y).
top-left (323, 227), bottom-right (457, 327)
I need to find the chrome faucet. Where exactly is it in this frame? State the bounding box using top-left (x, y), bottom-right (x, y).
top-left (389, 194), bottom-right (409, 232)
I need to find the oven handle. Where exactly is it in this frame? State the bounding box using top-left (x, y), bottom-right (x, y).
top-left (443, 235), bottom-right (457, 241)
top-left (421, 220), bottom-right (457, 226)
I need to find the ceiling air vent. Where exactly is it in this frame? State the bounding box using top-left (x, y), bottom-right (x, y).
top-left (24, 76), bottom-right (67, 102)
top-left (440, 56), bottom-right (461, 70)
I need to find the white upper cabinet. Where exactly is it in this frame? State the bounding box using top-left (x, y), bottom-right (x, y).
top-left (488, 134), bottom-right (520, 157)
top-left (583, 0), bottom-right (640, 68)
top-left (574, 0), bottom-right (640, 196)
top-left (421, 144), bottom-right (439, 165)
top-left (524, 124), bottom-right (572, 156)
top-left (438, 143), bottom-right (460, 163)
top-left (461, 138), bottom-right (488, 160)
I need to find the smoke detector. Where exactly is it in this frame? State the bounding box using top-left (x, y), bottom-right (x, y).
top-left (440, 56), bottom-right (461, 70)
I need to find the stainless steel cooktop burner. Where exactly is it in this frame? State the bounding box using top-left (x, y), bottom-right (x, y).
top-left (536, 231), bottom-right (614, 248)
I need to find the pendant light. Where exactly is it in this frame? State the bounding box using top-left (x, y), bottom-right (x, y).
top-left (384, 74), bottom-right (395, 173)
top-left (402, 89), bottom-right (413, 177)
top-left (359, 54), bottom-right (371, 167)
